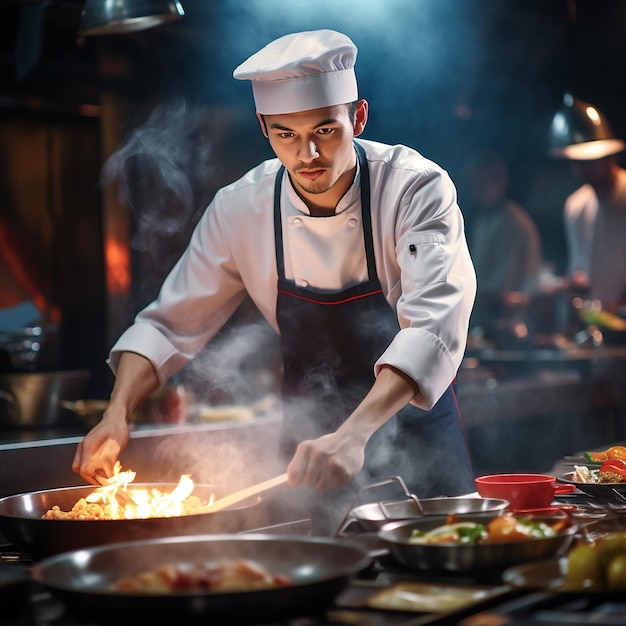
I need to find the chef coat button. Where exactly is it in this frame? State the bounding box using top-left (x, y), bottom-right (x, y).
top-left (296, 278), bottom-right (309, 287)
top-left (293, 217), bottom-right (303, 227)
top-left (348, 218), bottom-right (358, 228)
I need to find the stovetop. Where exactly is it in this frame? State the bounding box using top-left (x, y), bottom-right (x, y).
top-left (4, 546), bottom-right (626, 626)
top-left (3, 507), bottom-right (626, 626)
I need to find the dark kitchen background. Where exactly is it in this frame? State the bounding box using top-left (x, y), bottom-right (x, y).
top-left (0, 0), bottom-right (624, 411)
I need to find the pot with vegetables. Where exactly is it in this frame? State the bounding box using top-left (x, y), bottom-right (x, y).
top-left (378, 512), bottom-right (577, 573)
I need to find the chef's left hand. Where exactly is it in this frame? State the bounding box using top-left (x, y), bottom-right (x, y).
top-left (287, 429), bottom-right (367, 491)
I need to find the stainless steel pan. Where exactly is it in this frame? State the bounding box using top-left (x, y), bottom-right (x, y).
top-left (378, 512), bottom-right (577, 574)
top-left (352, 497), bottom-right (510, 531)
top-left (32, 534), bottom-right (372, 624)
top-left (0, 483), bottom-right (263, 558)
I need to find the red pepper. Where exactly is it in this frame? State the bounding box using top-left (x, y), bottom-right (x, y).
top-left (599, 459), bottom-right (626, 480)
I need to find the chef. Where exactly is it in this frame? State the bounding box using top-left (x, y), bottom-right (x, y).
top-left (73, 29), bottom-right (476, 531)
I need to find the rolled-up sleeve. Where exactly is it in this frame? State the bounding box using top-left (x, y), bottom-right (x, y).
top-left (374, 165), bottom-right (476, 409)
top-left (108, 190), bottom-right (249, 387)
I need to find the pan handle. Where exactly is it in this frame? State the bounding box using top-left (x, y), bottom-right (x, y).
top-left (334, 476), bottom-right (423, 536)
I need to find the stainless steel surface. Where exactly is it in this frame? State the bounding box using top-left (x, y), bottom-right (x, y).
top-left (335, 476), bottom-right (424, 535)
top-left (32, 534), bottom-right (371, 623)
top-left (352, 497), bottom-right (510, 531)
top-left (0, 370), bottom-right (90, 426)
top-left (378, 513), bottom-right (577, 573)
top-left (81, 0), bottom-right (185, 35)
top-left (0, 483), bottom-right (264, 557)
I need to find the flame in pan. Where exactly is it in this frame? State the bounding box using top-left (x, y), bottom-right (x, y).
top-left (84, 462), bottom-right (211, 520)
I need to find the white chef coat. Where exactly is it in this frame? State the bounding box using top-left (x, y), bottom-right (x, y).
top-left (564, 167), bottom-right (626, 309)
top-left (109, 139), bottom-right (476, 410)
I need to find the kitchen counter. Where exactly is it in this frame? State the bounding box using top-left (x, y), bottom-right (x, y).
top-left (2, 342), bottom-right (626, 487)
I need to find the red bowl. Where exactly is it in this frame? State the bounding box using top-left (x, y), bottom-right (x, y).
top-left (475, 474), bottom-right (576, 512)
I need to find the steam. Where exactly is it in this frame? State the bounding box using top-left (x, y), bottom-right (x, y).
top-left (101, 98), bottom-right (213, 216)
top-left (101, 99), bottom-right (218, 312)
top-left (181, 318), bottom-right (281, 407)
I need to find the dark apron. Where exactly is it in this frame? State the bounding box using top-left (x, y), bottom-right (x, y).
top-left (273, 143), bottom-right (474, 533)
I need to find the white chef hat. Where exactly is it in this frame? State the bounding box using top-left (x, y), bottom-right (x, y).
top-left (233, 29), bottom-right (358, 115)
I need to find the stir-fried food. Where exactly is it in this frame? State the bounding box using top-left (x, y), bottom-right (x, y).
top-left (113, 559), bottom-right (293, 593)
top-left (409, 513), bottom-right (567, 545)
top-left (43, 463), bottom-right (208, 520)
top-left (573, 461), bottom-right (626, 484)
top-left (43, 492), bottom-right (204, 521)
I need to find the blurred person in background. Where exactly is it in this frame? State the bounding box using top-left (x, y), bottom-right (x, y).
top-left (563, 153), bottom-right (626, 313)
top-left (462, 148), bottom-right (542, 340)
top-left (550, 95), bottom-right (626, 315)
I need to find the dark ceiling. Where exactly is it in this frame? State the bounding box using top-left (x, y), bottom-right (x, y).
top-left (3, 0), bottom-right (626, 274)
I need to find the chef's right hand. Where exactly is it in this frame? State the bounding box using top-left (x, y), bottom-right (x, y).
top-left (71, 405), bottom-right (131, 485)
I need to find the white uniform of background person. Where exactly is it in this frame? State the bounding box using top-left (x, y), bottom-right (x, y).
top-left (564, 166), bottom-right (626, 310)
top-left (110, 138), bottom-right (475, 412)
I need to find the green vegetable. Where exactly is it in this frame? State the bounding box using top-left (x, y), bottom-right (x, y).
top-left (409, 522), bottom-right (487, 544)
top-left (515, 517), bottom-right (556, 539)
top-left (457, 524), bottom-right (487, 544)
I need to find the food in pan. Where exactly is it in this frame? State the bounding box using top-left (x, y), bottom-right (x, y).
top-left (113, 558), bottom-right (293, 593)
top-left (43, 463), bottom-right (207, 520)
top-left (43, 491), bottom-right (204, 521)
top-left (564, 531), bottom-right (626, 591)
top-left (584, 445), bottom-right (626, 463)
top-left (409, 513), bottom-right (568, 545)
top-left (572, 460), bottom-right (626, 484)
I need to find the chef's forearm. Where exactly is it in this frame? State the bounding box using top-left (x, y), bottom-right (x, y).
top-left (106, 352), bottom-right (160, 422)
top-left (338, 364), bottom-right (418, 442)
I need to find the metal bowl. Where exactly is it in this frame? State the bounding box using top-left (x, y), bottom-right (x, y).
top-left (352, 497), bottom-right (510, 532)
top-left (378, 513), bottom-right (577, 573)
top-left (0, 369), bottom-right (90, 427)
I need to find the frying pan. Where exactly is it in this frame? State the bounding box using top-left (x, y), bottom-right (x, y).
top-left (378, 512), bottom-right (577, 574)
top-left (557, 471), bottom-right (626, 502)
top-left (32, 534), bottom-right (372, 624)
top-left (0, 483), bottom-right (264, 558)
top-left (351, 497), bottom-right (510, 531)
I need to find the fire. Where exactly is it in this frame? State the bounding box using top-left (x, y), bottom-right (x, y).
top-left (84, 462), bottom-right (211, 520)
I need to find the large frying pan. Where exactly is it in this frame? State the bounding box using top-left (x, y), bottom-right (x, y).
top-left (32, 534), bottom-right (372, 624)
top-left (0, 483), bottom-right (264, 558)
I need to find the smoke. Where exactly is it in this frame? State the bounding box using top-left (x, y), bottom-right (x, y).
top-left (101, 99), bottom-right (221, 312)
top-left (101, 99), bottom-right (213, 216)
top-left (181, 317), bottom-right (282, 407)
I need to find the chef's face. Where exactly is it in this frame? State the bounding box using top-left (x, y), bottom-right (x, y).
top-left (258, 100), bottom-right (368, 211)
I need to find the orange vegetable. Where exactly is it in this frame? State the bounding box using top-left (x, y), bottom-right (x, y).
top-left (585, 446), bottom-right (626, 462)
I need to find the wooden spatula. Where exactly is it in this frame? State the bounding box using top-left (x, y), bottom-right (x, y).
top-left (199, 473), bottom-right (288, 514)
